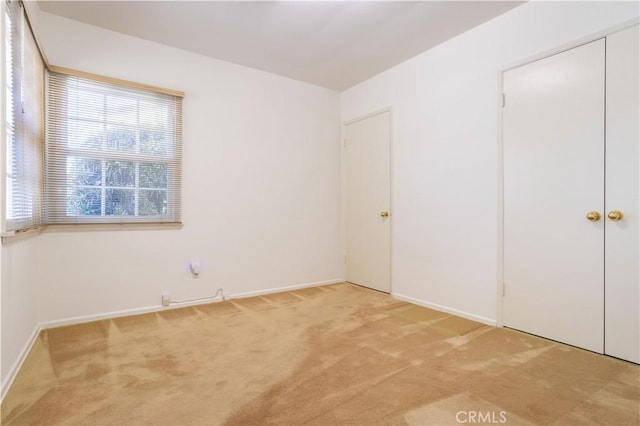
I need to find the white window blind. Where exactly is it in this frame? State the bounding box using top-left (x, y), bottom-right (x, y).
top-left (45, 70), bottom-right (182, 224)
top-left (4, 0), bottom-right (44, 232)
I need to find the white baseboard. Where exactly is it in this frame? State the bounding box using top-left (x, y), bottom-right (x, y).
top-left (39, 278), bottom-right (344, 330)
top-left (1, 324), bottom-right (41, 402)
top-left (230, 278), bottom-right (344, 299)
top-left (39, 304), bottom-right (175, 330)
top-left (392, 292), bottom-right (497, 326)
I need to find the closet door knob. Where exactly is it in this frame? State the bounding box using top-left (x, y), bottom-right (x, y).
top-left (607, 210), bottom-right (623, 221)
top-left (586, 211), bottom-right (601, 222)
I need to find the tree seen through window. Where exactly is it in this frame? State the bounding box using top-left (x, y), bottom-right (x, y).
top-left (67, 130), bottom-right (169, 217)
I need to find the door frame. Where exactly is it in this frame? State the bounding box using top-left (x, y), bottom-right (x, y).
top-left (342, 107), bottom-right (394, 293)
top-left (496, 18), bottom-right (640, 327)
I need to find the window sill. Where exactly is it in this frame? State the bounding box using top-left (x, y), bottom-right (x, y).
top-left (43, 222), bottom-right (184, 233)
top-left (2, 222), bottom-right (183, 240)
top-left (1, 226), bottom-right (45, 242)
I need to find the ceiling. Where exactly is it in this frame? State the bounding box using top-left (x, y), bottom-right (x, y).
top-left (37, 1), bottom-right (524, 91)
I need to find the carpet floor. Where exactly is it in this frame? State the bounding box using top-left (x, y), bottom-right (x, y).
top-left (1, 283), bottom-right (638, 425)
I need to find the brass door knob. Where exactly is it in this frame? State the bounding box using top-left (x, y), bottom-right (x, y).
top-left (380, 211), bottom-right (389, 218)
top-left (607, 210), bottom-right (623, 221)
top-left (586, 211), bottom-right (601, 222)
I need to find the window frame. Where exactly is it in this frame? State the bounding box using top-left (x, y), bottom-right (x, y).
top-left (45, 67), bottom-right (184, 225)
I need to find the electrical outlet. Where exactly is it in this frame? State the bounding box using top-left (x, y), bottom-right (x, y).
top-left (161, 292), bottom-right (171, 306)
top-left (190, 260), bottom-right (201, 277)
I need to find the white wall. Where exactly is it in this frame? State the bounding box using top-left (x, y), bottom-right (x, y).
top-left (341, 1), bottom-right (639, 323)
top-left (1, 237), bottom-right (40, 395)
top-left (34, 12), bottom-right (342, 323)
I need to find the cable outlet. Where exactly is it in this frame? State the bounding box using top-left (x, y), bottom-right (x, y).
top-left (161, 292), bottom-right (171, 306)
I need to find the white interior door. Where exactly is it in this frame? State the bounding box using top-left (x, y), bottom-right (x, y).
top-left (345, 111), bottom-right (391, 293)
top-left (503, 40), bottom-right (605, 353)
top-left (605, 25), bottom-right (639, 363)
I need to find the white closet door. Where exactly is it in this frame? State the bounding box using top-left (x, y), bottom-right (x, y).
top-left (605, 25), bottom-right (639, 363)
top-left (345, 111), bottom-right (391, 293)
top-left (503, 39), bottom-right (606, 353)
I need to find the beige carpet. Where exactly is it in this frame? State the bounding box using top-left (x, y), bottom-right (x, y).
top-left (2, 283), bottom-right (638, 425)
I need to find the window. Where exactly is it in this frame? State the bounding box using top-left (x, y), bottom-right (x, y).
top-left (3, 1), bottom-right (182, 230)
top-left (45, 70), bottom-right (183, 224)
top-left (3, 0), bottom-right (44, 232)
